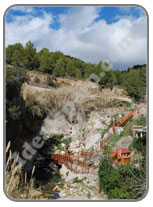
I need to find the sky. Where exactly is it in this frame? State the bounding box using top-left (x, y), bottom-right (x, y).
top-left (5, 6), bottom-right (147, 70)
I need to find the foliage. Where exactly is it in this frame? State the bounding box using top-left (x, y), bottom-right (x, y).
top-left (101, 128), bottom-right (109, 138)
top-left (99, 113), bottom-right (147, 200)
top-left (66, 171), bottom-right (69, 177)
top-left (99, 69), bottom-right (115, 90)
top-left (6, 43), bottom-right (25, 66)
top-left (6, 42), bottom-right (146, 101)
top-left (40, 134), bottom-right (64, 154)
top-left (98, 157), bottom-right (146, 199)
top-left (34, 76), bottom-right (40, 84)
top-left (5, 143), bottom-right (44, 200)
top-left (131, 137), bottom-right (146, 156)
top-left (61, 137), bottom-right (72, 146)
top-left (87, 191), bottom-right (91, 199)
top-left (123, 67), bottom-right (146, 101)
top-left (73, 177), bottom-right (86, 184)
top-left (24, 41), bottom-right (38, 70)
top-left (120, 115), bottom-right (146, 137)
top-left (110, 135), bottom-right (122, 145)
top-left (47, 76), bottom-right (57, 87)
top-left (6, 67), bottom-right (28, 121)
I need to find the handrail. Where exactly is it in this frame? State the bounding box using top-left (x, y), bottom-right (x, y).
top-left (48, 102), bottom-right (146, 175)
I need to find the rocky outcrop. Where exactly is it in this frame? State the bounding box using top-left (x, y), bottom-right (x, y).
top-left (116, 136), bottom-right (133, 148)
top-left (40, 110), bottom-right (111, 151)
top-left (58, 164), bottom-right (106, 200)
top-left (85, 133), bottom-right (101, 150)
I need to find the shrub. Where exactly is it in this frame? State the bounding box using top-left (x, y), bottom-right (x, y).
top-left (47, 76), bottom-right (57, 87)
top-left (34, 76), bottom-right (40, 84)
top-left (123, 67), bottom-right (146, 101)
top-left (98, 157), bottom-right (146, 199)
top-left (5, 142), bottom-right (44, 200)
top-left (6, 67), bottom-right (28, 122)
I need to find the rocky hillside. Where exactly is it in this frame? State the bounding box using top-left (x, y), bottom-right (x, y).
top-left (19, 78), bottom-right (147, 200)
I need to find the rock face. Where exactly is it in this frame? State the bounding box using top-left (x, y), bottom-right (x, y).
top-left (41, 112), bottom-right (71, 135)
top-left (40, 110), bottom-right (111, 151)
top-left (115, 127), bottom-right (124, 136)
top-left (85, 133), bottom-right (101, 150)
top-left (116, 136), bottom-right (133, 148)
top-left (58, 164), bottom-right (106, 200)
top-left (60, 165), bottom-right (79, 181)
top-left (117, 97), bottom-right (132, 103)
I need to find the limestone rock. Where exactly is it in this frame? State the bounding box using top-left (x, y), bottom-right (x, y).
top-left (85, 133), bottom-right (101, 150)
top-left (115, 127), bottom-right (124, 136)
top-left (116, 136), bottom-right (133, 148)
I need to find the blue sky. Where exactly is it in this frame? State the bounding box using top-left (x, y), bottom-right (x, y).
top-left (5, 6), bottom-right (147, 69)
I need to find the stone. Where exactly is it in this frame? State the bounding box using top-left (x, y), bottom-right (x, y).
top-left (59, 191), bottom-right (67, 197)
top-left (103, 128), bottom-right (113, 139)
top-left (117, 97), bottom-right (132, 103)
top-left (61, 143), bottom-right (66, 147)
top-left (116, 136), bottom-right (133, 148)
top-left (115, 127), bottom-right (124, 136)
top-left (70, 183), bottom-right (78, 188)
top-left (60, 165), bottom-right (80, 181)
top-left (41, 112), bottom-right (71, 136)
top-left (85, 133), bottom-right (101, 150)
top-left (58, 196), bottom-right (89, 200)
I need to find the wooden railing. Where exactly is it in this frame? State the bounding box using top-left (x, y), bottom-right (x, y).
top-left (48, 102), bottom-right (146, 175)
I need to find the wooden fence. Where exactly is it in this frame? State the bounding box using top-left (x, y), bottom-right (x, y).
top-left (49, 102), bottom-right (146, 175)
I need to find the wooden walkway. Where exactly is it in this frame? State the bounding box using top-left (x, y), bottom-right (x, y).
top-left (48, 102), bottom-right (146, 175)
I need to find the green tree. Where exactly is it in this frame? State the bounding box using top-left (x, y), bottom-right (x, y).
top-left (99, 69), bottom-right (115, 90)
top-left (123, 67), bottom-right (146, 101)
top-left (114, 69), bottom-right (123, 85)
top-left (53, 58), bottom-right (66, 77)
top-left (6, 67), bottom-right (28, 121)
top-left (66, 59), bottom-right (76, 77)
top-left (37, 48), bottom-right (54, 74)
top-left (98, 157), bottom-right (146, 199)
top-left (24, 41), bottom-right (38, 69)
top-left (6, 43), bottom-right (25, 66)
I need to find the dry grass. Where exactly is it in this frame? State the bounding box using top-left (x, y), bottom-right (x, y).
top-left (21, 83), bottom-right (127, 118)
top-left (5, 142), bottom-right (46, 200)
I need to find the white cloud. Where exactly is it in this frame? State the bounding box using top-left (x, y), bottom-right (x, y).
top-left (5, 7), bottom-right (147, 69)
top-left (10, 6), bottom-right (35, 14)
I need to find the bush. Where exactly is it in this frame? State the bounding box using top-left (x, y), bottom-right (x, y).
top-left (6, 67), bottom-right (28, 122)
top-left (47, 76), bottom-right (57, 87)
top-left (5, 142), bottom-right (44, 200)
top-left (98, 157), bottom-right (146, 199)
top-left (123, 67), bottom-right (146, 101)
top-left (34, 76), bottom-right (40, 84)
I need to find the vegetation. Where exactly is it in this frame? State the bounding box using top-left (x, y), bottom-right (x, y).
top-left (5, 142), bottom-right (45, 200)
top-left (123, 67), bottom-right (146, 101)
top-left (6, 42), bottom-right (146, 101)
top-left (98, 157), bottom-right (146, 199)
top-left (99, 113), bottom-right (147, 200)
top-left (5, 41), bottom-right (147, 200)
top-left (73, 176), bottom-right (87, 184)
top-left (120, 115), bottom-right (146, 137)
top-left (110, 135), bottom-right (122, 145)
top-left (47, 76), bottom-right (58, 88)
top-left (6, 67), bottom-right (28, 122)
top-left (6, 41), bottom-right (102, 80)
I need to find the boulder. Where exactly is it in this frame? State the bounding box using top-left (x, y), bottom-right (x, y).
top-left (85, 133), bottom-right (101, 150)
top-left (116, 136), bottom-right (133, 148)
top-left (115, 127), bottom-right (124, 136)
top-left (60, 165), bottom-right (82, 181)
top-left (41, 112), bottom-right (70, 135)
top-left (103, 128), bottom-right (113, 139)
